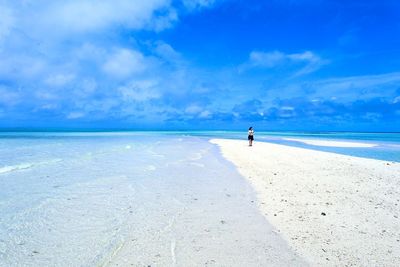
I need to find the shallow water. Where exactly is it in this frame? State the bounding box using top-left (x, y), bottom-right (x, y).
top-left (0, 134), bottom-right (304, 266)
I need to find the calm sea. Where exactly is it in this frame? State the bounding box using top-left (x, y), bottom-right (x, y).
top-left (0, 132), bottom-right (304, 266)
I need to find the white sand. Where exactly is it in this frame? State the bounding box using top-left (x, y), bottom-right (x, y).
top-left (211, 139), bottom-right (400, 266)
top-left (283, 138), bottom-right (378, 147)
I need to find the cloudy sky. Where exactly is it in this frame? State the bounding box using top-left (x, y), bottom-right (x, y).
top-left (0, 0), bottom-right (400, 131)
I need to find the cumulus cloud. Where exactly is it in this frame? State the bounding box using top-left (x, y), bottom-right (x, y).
top-left (102, 49), bottom-right (150, 78)
top-left (118, 80), bottom-right (161, 102)
top-left (25, 0), bottom-right (177, 36)
top-left (45, 74), bottom-right (75, 87)
top-left (0, 0), bottom-right (399, 130)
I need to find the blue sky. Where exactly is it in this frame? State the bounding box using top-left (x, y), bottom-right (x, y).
top-left (0, 0), bottom-right (400, 131)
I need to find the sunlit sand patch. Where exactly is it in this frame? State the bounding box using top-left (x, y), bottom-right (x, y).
top-left (283, 138), bottom-right (378, 148)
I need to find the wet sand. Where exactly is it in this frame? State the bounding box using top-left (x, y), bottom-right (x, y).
top-left (211, 138), bottom-right (400, 266)
top-left (106, 140), bottom-right (305, 266)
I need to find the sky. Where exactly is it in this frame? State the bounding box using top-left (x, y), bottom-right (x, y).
top-left (0, 0), bottom-right (400, 131)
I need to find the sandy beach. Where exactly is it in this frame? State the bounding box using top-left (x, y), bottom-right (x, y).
top-left (211, 139), bottom-right (400, 266)
top-left (282, 138), bottom-right (378, 148)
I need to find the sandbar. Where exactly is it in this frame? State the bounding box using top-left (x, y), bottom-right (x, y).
top-left (211, 139), bottom-right (400, 266)
top-left (283, 138), bottom-right (378, 147)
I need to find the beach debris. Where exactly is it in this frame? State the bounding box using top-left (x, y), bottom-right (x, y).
top-left (321, 212), bottom-right (326, 216)
top-left (220, 220), bottom-right (226, 224)
top-left (32, 250), bottom-right (39, 254)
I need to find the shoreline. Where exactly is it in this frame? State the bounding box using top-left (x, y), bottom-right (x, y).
top-left (211, 138), bottom-right (400, 266)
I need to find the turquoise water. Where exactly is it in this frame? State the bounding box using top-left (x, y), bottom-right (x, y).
top-left (1, 131), bottom-right (399, 162)
top-left (0, 133), bottom-right (304, 266)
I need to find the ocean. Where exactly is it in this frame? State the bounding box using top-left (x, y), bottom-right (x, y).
top-left (0, 131), bottom-right (399, 266)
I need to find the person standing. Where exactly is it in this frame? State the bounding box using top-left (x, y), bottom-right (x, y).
top-left (248, 127), bottom-right (254, 146)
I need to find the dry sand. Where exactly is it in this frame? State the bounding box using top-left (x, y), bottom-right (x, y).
top-left (283, 138), bottom-right (378, 148)
top-left (211, 139), bottom-right (400, 266)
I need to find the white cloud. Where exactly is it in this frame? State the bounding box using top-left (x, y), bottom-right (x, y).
top-left (240, 50), bottom-right (327, 76)
top-left (0, 54), bottom-right (47, 80)
top-left (154, 41), bottom-right (182, 63)
top-left (185, 104), bottom-right (203, 114)
top-left (35, 91), bottom-right (59, 101)
top-left (41, 104), bottom-right (58, 110)
top-left (66, 111), bottom-right (85, 119)
top-left (0, 0), bottom-right (229, 124)
top-left (118, 80), bottom-right (161, 102)
top-left (248, 51), bottom-right (285, 68)
top-left (31, 0), bottom-right (177, 35)
top-left (102, 49), bottom-right (149, 78)
top-left (264, 72), bottom-right (400, 104)
top-left (199, 110), bottom-right (212, 118)
top-left (313, 72), bottom-right (400, 100)
top-left (45, 73), bottom-right (75, 87)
